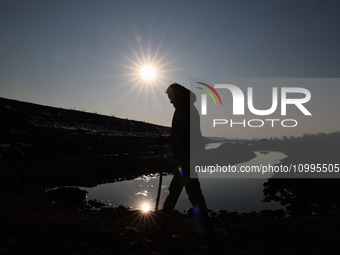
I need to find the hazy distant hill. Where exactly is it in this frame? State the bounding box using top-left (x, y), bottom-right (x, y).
top-left (0, 97), bottom-right (170, 159)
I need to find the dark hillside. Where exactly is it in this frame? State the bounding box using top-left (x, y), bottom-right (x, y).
top-left (0, 97), bottom-right (170, 159)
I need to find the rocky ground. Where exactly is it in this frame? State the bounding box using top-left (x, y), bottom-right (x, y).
top-left (1, 154), bottom-right (340, 255)
top-left (2, 97), bottom-right (340, 254)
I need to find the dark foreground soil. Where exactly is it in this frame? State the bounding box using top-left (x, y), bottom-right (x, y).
top-left (2, 96), bottom-right (340, 254)
top-left (1, 183), bottom-right (340, 255)
top-left (1, 156), bottom-right (340, 255)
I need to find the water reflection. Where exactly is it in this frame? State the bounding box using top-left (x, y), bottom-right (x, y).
top-left (83, 151), bottom-right (286, 213)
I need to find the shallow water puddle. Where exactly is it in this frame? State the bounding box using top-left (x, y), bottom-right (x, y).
top-left (82, 151), bottom-right (287, 213)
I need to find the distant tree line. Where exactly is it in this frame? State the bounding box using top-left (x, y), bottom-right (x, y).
top-left (268, 131), bottom-right (340, 142)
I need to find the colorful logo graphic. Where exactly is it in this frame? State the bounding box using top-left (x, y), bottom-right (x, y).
top-left (196, 82), bottom-right (222, 106)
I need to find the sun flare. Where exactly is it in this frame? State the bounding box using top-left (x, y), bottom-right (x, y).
top-left (141, 203), bottom-right (150, 213)
top-left (114, 35), bottom-right (179, 90)
top-left (140, 66), bottom-right (156, 80)
top-left (111, 34), bottom-right (183, 117)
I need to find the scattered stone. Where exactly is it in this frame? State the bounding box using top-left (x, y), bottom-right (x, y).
top-left (259, 209), bottom-right (274, 218)
top-left (114, 205), bottom-right (129, 214)
top-left (273, 209), bottom-right (286, 218)
top-left (99, 207), bottom-right (116, 215)
top-left (184, 208), bottom-right (194, 217)
top-left (227, 211), bottom-right (239, 217)
top-left (124, 226), bottom-right (140, 233)
top-left (217, 210), bottom-right (228, 217)
top-left (242, 211), bottom-right (257, 217)
top-left (88, 199), bottom-right (105, 208)
top-left (208, 211), bottom-right (218, 218)
top-left (47, 187), bottom-right (87, 206)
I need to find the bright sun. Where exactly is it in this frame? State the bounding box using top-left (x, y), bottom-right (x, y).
top-left (112, 34), bottom-right (180, 108)
top-left (140, 66), bottom-right (156, 80)
top-left (141, 203), bottom-right (150, 213)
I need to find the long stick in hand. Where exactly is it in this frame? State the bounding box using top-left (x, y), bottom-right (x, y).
top-left (155, 134), bottom-right (163, 211)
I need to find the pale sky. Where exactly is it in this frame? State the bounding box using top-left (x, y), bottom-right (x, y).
top-left (1, 0), bottom-right (340, 138)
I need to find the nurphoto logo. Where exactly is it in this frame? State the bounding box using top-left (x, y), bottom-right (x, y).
top-left (196, 81), bottom-right (312, 128)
